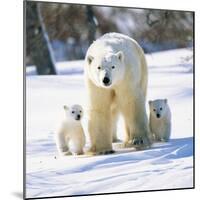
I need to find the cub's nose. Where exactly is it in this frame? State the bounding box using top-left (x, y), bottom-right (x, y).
top-left (156, 114), bottom-right (160, 118)
top-left (76, 114), bottom-right (81, 120)
top-left (103, 77), bottom-right (110, 85)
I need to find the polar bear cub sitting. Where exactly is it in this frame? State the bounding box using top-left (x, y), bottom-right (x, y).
top-left (149, 99), bottom-right (171, 142)
top-left (55, 104), bottom-right (86, 156)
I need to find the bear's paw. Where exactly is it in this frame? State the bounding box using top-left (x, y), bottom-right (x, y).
top-left (131, 136), bottom-right (151, 150)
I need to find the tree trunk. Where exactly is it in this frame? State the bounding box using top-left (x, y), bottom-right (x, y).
top-left (86, 6), bottom-right (97, 44)
top-left (26, 1), bottom-right (56, 75)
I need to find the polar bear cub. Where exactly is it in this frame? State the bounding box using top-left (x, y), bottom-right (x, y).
top-left (149, 99), bottom-right (171, 142)
top-left (55, 104), bottom-right (86, 156)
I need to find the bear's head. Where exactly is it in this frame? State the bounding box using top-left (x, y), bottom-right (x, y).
top-left (86, 51), bottom-right (125, 88)
top-left (149, 99), bottom-right (168, 119)
top-left (63, 104), bottom-right (83, 121)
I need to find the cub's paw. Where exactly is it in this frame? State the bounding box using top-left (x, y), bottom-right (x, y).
top-left (154, 137), bottom-right (168, 143)
top-left (160, 138), bottom-right (169, 142)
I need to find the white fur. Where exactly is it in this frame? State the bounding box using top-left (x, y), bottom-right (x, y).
top-left (55, 105), bottom-right (85, 156)
top-left (149, 99), bottom-right (171, 142)
top-left (84, 32), bottom-right (150, 154)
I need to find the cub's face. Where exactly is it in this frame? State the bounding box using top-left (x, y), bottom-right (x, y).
top-left (64, 104), bottom-right (83, 121)
top-left (86, 51), bottom-right (125, 88)
top-left (149, 99), bottom-right (168, 119)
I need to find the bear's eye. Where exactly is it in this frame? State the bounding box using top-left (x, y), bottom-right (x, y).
top-left (153, 109), bottom-right (156, 112)
top-left (97, 66), bottom-right (101, 70)
top-left (112, 66), bottom-right (115, 69)
top-left (72, 111), bottom-right (75, 114)
top-left (80, 110), bottom-right (82, 113)
top-left (160, 107), bottom-right (162, 110)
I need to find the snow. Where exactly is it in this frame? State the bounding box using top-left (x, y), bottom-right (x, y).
top-left (26, 48), bottom-right (193, 199)
top-left (26, 60), bottom-right (84, 76)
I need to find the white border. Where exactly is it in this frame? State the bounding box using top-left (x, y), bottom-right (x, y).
top-left (0, 0), bottom-right (199, 199)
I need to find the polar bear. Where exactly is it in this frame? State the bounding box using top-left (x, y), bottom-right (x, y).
top-left (149, 99), bottom-right (171, 142)
top-left (55, 104), bottom-right (86, 156)
top-left (84, 32), bottom-right (150, 154)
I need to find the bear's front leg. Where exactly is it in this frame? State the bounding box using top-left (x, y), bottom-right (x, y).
top-left (161, 122), bottom-right (171, 142)
top-left (85, 80), bottom-right (115, 155)
top-left (55, 131), bottom-right (70, 156)
top-left (87, 110), bottom-right (114, 155)
top-left (111, 105), bottom-right (120, 143)
top-left (122, 95), bottom-right (151, 150)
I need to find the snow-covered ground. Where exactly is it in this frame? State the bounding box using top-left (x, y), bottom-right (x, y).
top-left (26, 48), bottom-right (193, 199)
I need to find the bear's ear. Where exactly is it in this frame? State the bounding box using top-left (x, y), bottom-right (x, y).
top-left (63, 105), bottom-right (69, 110)
top-left (116, 51), bottom-right (124, 62)
top-left (87, 55), bottom-right (94, 65)
top-left (164, 99), bottom-right (168, 104)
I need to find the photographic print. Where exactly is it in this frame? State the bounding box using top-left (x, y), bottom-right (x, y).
top-left (24, 0), bottom-right (194, 199)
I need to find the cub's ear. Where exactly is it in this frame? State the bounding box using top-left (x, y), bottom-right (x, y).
top-left (164, 99), bottom-right (168, 104)
top-left (116, 51), bottom-right (124, 62)
top-left (87, 55), bottom-right (94, 65)
top-left (148, 100), bottom-right (152, 106)
top-left (63, 105), bottom-right (69, 110)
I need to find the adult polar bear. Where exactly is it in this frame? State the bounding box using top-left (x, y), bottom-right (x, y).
top-left (84, 33), bottom-right (150, 154)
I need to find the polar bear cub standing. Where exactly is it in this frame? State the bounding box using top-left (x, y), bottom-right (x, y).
top-left (149, 99), bottom-right (171, 142)
top-left (55, 104), bottom-right (86, 156)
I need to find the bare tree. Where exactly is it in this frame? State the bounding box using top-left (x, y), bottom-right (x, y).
top-left (86, 6), bottom-right (97, 44)
top-left (144, 10), bottom-right (193, 47)
top-left (26, 3), bottom-right (193, 61)
top-left (26, 1), bottom-right (56, 75)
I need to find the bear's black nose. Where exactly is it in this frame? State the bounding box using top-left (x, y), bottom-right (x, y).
top-left (156, 114), bottom-right (160, 118)
top-left (103, 77), bottom-right (110, 85)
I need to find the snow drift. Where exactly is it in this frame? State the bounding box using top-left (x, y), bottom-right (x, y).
top-left (26, 48), bottom-right (193, 198)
